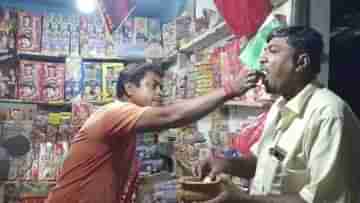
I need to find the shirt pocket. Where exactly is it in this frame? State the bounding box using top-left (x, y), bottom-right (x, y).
top-left (283, 158), bottom-right (310, 193)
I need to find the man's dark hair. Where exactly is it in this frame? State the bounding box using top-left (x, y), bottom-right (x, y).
top-left (116, 63), bottom-right (163, 98)
top-left (267, 26), bottom-right (324, 77)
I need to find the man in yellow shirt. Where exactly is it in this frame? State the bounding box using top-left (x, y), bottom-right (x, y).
top-left (194, 26), bottom-right (360, 203)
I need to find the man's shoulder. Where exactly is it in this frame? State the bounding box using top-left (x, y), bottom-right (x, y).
top-left (308, 88), bottom-right (352, 117)
top-left (102, 101), bottom-right (147, 113)
top-left (103, 101), bottom-right (129, 108)
top-left (313, 88), bottom-right (344, 104)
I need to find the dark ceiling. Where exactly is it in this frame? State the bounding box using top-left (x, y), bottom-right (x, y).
top-left (330, 0), bottom-right (360, 117)
top-left (331, 0), bottom-right (360, 52)
top-left (331, 0), bottom-right (360, 40)
top-left (332, 0), bottom-right (360, 28)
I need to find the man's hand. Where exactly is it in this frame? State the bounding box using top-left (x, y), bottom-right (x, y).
top-left (204, 180), bottom-right (249, 203)
top-left (228, 71), bottom-right (264, 97)
top-left (192, 156), bottom-right (230, 180)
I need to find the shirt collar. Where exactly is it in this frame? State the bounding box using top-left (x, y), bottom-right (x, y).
top-left (274, 81), bottom-right (322, 116)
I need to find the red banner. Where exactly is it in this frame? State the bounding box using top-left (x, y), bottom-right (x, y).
top-left (214, 0), bottom-right (271, 37)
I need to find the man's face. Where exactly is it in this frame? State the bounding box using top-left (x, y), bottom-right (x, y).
top-left (21, 37), bottom-right (31, 48)
top-left (47, 87), bottom-right (57, 97)
top-left (23, 86), bottom-right (33, 96)
top-left (24, 65), bottom-right (33, 75)
top-left (95, 86), bottom-right (101, 94)
top-left (56, 69), bottom-right (62, 77)
top-left (129, 71), bottom-right (162, 107)
top-left (23, 16), bottom-right (31, 27)
top-left (48, 67), bottom-right (56, 77)
top-left (260, 37), bottom-right (297, 95)
top-left (84, 86), bottom-right (91, 94)
top-left (66, 86), bottom-right (71, 92)
top-left (0, 82), bottom-right (6, 91)
top-left (0, 33), bottom-right (8, 46)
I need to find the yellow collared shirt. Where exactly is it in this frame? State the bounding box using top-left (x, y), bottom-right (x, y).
top-left (250, 82), bottom-right (360, 203)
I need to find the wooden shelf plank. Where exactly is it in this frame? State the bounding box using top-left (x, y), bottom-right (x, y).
top-left (223, 100), bottom-right (269, 108)
top-left (0, 99), bottom-right (70, 106)
top-left (0, 99), bottom-right (111, 106)
top-left (162, 22), bottom-right (231, 65)
top-left (17, 53), bottom-right (142, 63)
top-left (1, 180), bottom-right (56, 183)
top-left (179, 22), bottom-right (230, 53)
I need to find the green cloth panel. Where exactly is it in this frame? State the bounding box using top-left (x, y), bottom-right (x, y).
top-left (239, 17), bottom-right (285, 71)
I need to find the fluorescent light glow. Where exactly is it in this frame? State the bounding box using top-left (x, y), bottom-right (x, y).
top-left (76, 0), bottom-right (97, 14)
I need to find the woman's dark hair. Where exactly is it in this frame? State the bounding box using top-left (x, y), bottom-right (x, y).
top-left (116, 63), bottom-right (163, 98)
top-left (267, 26), bottom-right (324, 76)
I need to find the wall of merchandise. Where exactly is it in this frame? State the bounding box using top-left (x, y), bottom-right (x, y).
top-left (0, 7), bottom-right (164, 103)
top-left (0, 9), bottom-right (161, 57)
top-left (0, 1), bottom-right (292, 202)
top-left (0, 7), bottom-right (164, 203)
top-left (159, 2), bottom-right (291, 202)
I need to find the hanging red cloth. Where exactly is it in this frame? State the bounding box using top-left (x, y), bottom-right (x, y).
top-left (214, 0), bottom-right (271, 38)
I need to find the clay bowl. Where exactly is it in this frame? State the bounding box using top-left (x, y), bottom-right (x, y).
top-left (178, 176), bottom-right (223, 202)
